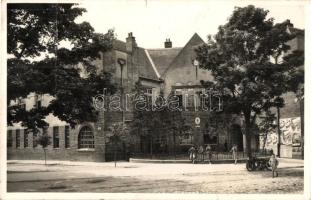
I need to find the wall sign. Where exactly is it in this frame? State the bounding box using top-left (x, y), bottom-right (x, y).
top-left (195, 117), bottom-right (200, 127)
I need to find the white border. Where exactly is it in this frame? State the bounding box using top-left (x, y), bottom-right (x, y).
top-left (1, 0), bottom-right (310, 200)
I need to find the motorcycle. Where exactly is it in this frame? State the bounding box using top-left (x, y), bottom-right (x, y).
top-left (246, 156), bottom-right (271, 171)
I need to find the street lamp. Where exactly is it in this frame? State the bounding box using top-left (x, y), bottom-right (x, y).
top-left (117, 58), bottom-right (126, 124)
top-left (274, 96), bottom-right (283, 158)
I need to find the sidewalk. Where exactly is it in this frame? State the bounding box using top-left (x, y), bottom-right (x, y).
top-left (7, 160), bottom-right (115, 167)
top-left (7, 157), bottom-right (304, 166)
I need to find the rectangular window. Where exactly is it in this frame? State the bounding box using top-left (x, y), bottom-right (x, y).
top-left (200, 93), bottom-right (209, 109)
top-left (144, 88), bottom-right (153, 108)
top-left (7, 130), bottom-right (13, 148)
top-left (65, 126), bottom-right (70, 148)
top-left (24, 130), bottom-right (29, 148)
top-left (187, 94), bottom-right (195, 108)
top-left (176, 95), bottom-right (183, 109)
top-left (16, 129), bottom-right (20, 148)
top-left (179, 133), bottom-right (193, 145)
top-left (53, 126), bottom-right (59, 148)
top-left (33, 131), bottom-right (38, 148)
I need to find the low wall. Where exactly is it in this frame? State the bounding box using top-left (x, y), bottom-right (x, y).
top-left (7, 148), bottom-right (101, 162)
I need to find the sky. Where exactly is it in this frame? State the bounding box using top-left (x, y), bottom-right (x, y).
top-left (76, 0), bottom-right (305, 49)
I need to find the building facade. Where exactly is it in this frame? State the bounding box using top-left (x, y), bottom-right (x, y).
top-left (7, 29), bottom-right (303, 161)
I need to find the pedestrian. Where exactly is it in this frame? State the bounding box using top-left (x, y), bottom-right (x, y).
top-left (230, 144), bottom-right (238, 164)
top-left (269, 151), bottom-right (279, 178)
top-left (188, 145), bottom-right (196, 164)
top-left (198, 145), bottom-right (204, 162)
top-left (205, 144), bottom-right (212, 164)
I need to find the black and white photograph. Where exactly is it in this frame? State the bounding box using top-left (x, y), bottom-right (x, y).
top-left (0, 0), bottom-right (310, 199)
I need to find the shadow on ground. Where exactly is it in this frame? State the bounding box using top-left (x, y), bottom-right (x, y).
top-left (8, 176), bottom-right (197, 193)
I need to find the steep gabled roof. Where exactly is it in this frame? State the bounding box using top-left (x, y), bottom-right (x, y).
top-left (110, 33), bottom-right (205, 81)
top-left (162, 33), bottom-right (205, 77)
top-left (146, 47), bottom-right (182, 77)
top-left (111, 39), bottom-right (160, 80)
top-left (134, 47), bottom-right (160, 80)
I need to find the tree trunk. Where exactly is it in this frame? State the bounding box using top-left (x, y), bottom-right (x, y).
top-left (263, 132), bottom-right (267, 153)
top-left (277, 106), bottom-right (281, 157)
top-left (44, 148), bottom-right (47, 165)
top-left (243, 111), bottom-right (252, 158)
top-left (114, 143), bottom-right (117, 168)
top-left (173, 131), bottom-right (176, 160)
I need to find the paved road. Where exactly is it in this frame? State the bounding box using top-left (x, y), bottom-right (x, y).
top-left (7, 160), bottom-right (304, 193)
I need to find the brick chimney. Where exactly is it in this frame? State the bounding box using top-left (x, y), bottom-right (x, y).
top-left (126, 32), bottom-right (137, 53)
top-left (164, 38), bottom-right (172, 48)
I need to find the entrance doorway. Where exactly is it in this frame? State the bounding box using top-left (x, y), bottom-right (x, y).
top-left (230, 124), bottom-right (243, 151)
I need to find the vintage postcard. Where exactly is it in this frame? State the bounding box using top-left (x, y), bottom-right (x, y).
top-left (1, 0), bottom-right (310, 199)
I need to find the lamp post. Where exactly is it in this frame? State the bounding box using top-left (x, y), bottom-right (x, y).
top-left (277, 106), bottom-right (281, 157)
top-left (274, 96), bottom-right (283, 158)
top-left (117, 58), bottom-right (126, 125)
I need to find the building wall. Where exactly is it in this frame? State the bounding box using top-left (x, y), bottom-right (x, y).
top-left (7, 122), bottom-right (106, 162)
top-left (259, 117), bottom-right (302, 158)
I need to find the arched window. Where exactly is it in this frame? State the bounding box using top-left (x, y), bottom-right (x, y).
top-left (78, 126), bottom-right (94, 149)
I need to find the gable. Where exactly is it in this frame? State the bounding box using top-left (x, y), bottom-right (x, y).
top-left (162, 33), bottom-right (205, 77)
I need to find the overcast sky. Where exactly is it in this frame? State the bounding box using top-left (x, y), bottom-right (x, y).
top-left (77, 0), bottom-right (304, 48)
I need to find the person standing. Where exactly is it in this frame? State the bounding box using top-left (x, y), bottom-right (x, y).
top-left (198, 145), bottom-right (204, 162)
top-left (269, 151), bottom-right (279, 178)
top-left (230, 144), bottom-right (238, 164)
top-left (188, 145), bottom-right (196, 164)
top-left (205, 144), bottom-right (212, 164)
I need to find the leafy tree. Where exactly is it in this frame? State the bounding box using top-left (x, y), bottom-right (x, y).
top-left (162, 105), bottom-right (191, 159)
top-left (106, 122), bottom-right (129, 167)
top-left (37, 132), bottom-right (51, 165)
top-left (195, 5), bottom-right (304, 158)
top-left (257, 111), bottom-right (277, 151)
top-left (131, 83), bottom-right (191, 158)
top-left (131, 82), bottom-right (164, 158)
top-left (7, 3), bottom-right (116, 131)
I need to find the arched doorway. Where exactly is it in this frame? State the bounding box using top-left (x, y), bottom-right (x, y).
top-left (230, 124), bottom-right (243, 151)
top-left (78, 126), bottom-right (94, 149)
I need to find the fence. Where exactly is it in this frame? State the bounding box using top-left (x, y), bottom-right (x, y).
top-left (131, 150), bottom-right (270, 161)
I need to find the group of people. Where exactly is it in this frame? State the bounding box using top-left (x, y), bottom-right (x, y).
top-left (188, 144), bottom-right (238, 164)
top-left (188, 144), bottom-right (279, 178)
top-left (188, 144), bottom-right (213, 164)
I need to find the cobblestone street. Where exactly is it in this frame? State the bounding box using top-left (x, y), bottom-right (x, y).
top-left (7, 159), bottom-right (303, 193)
